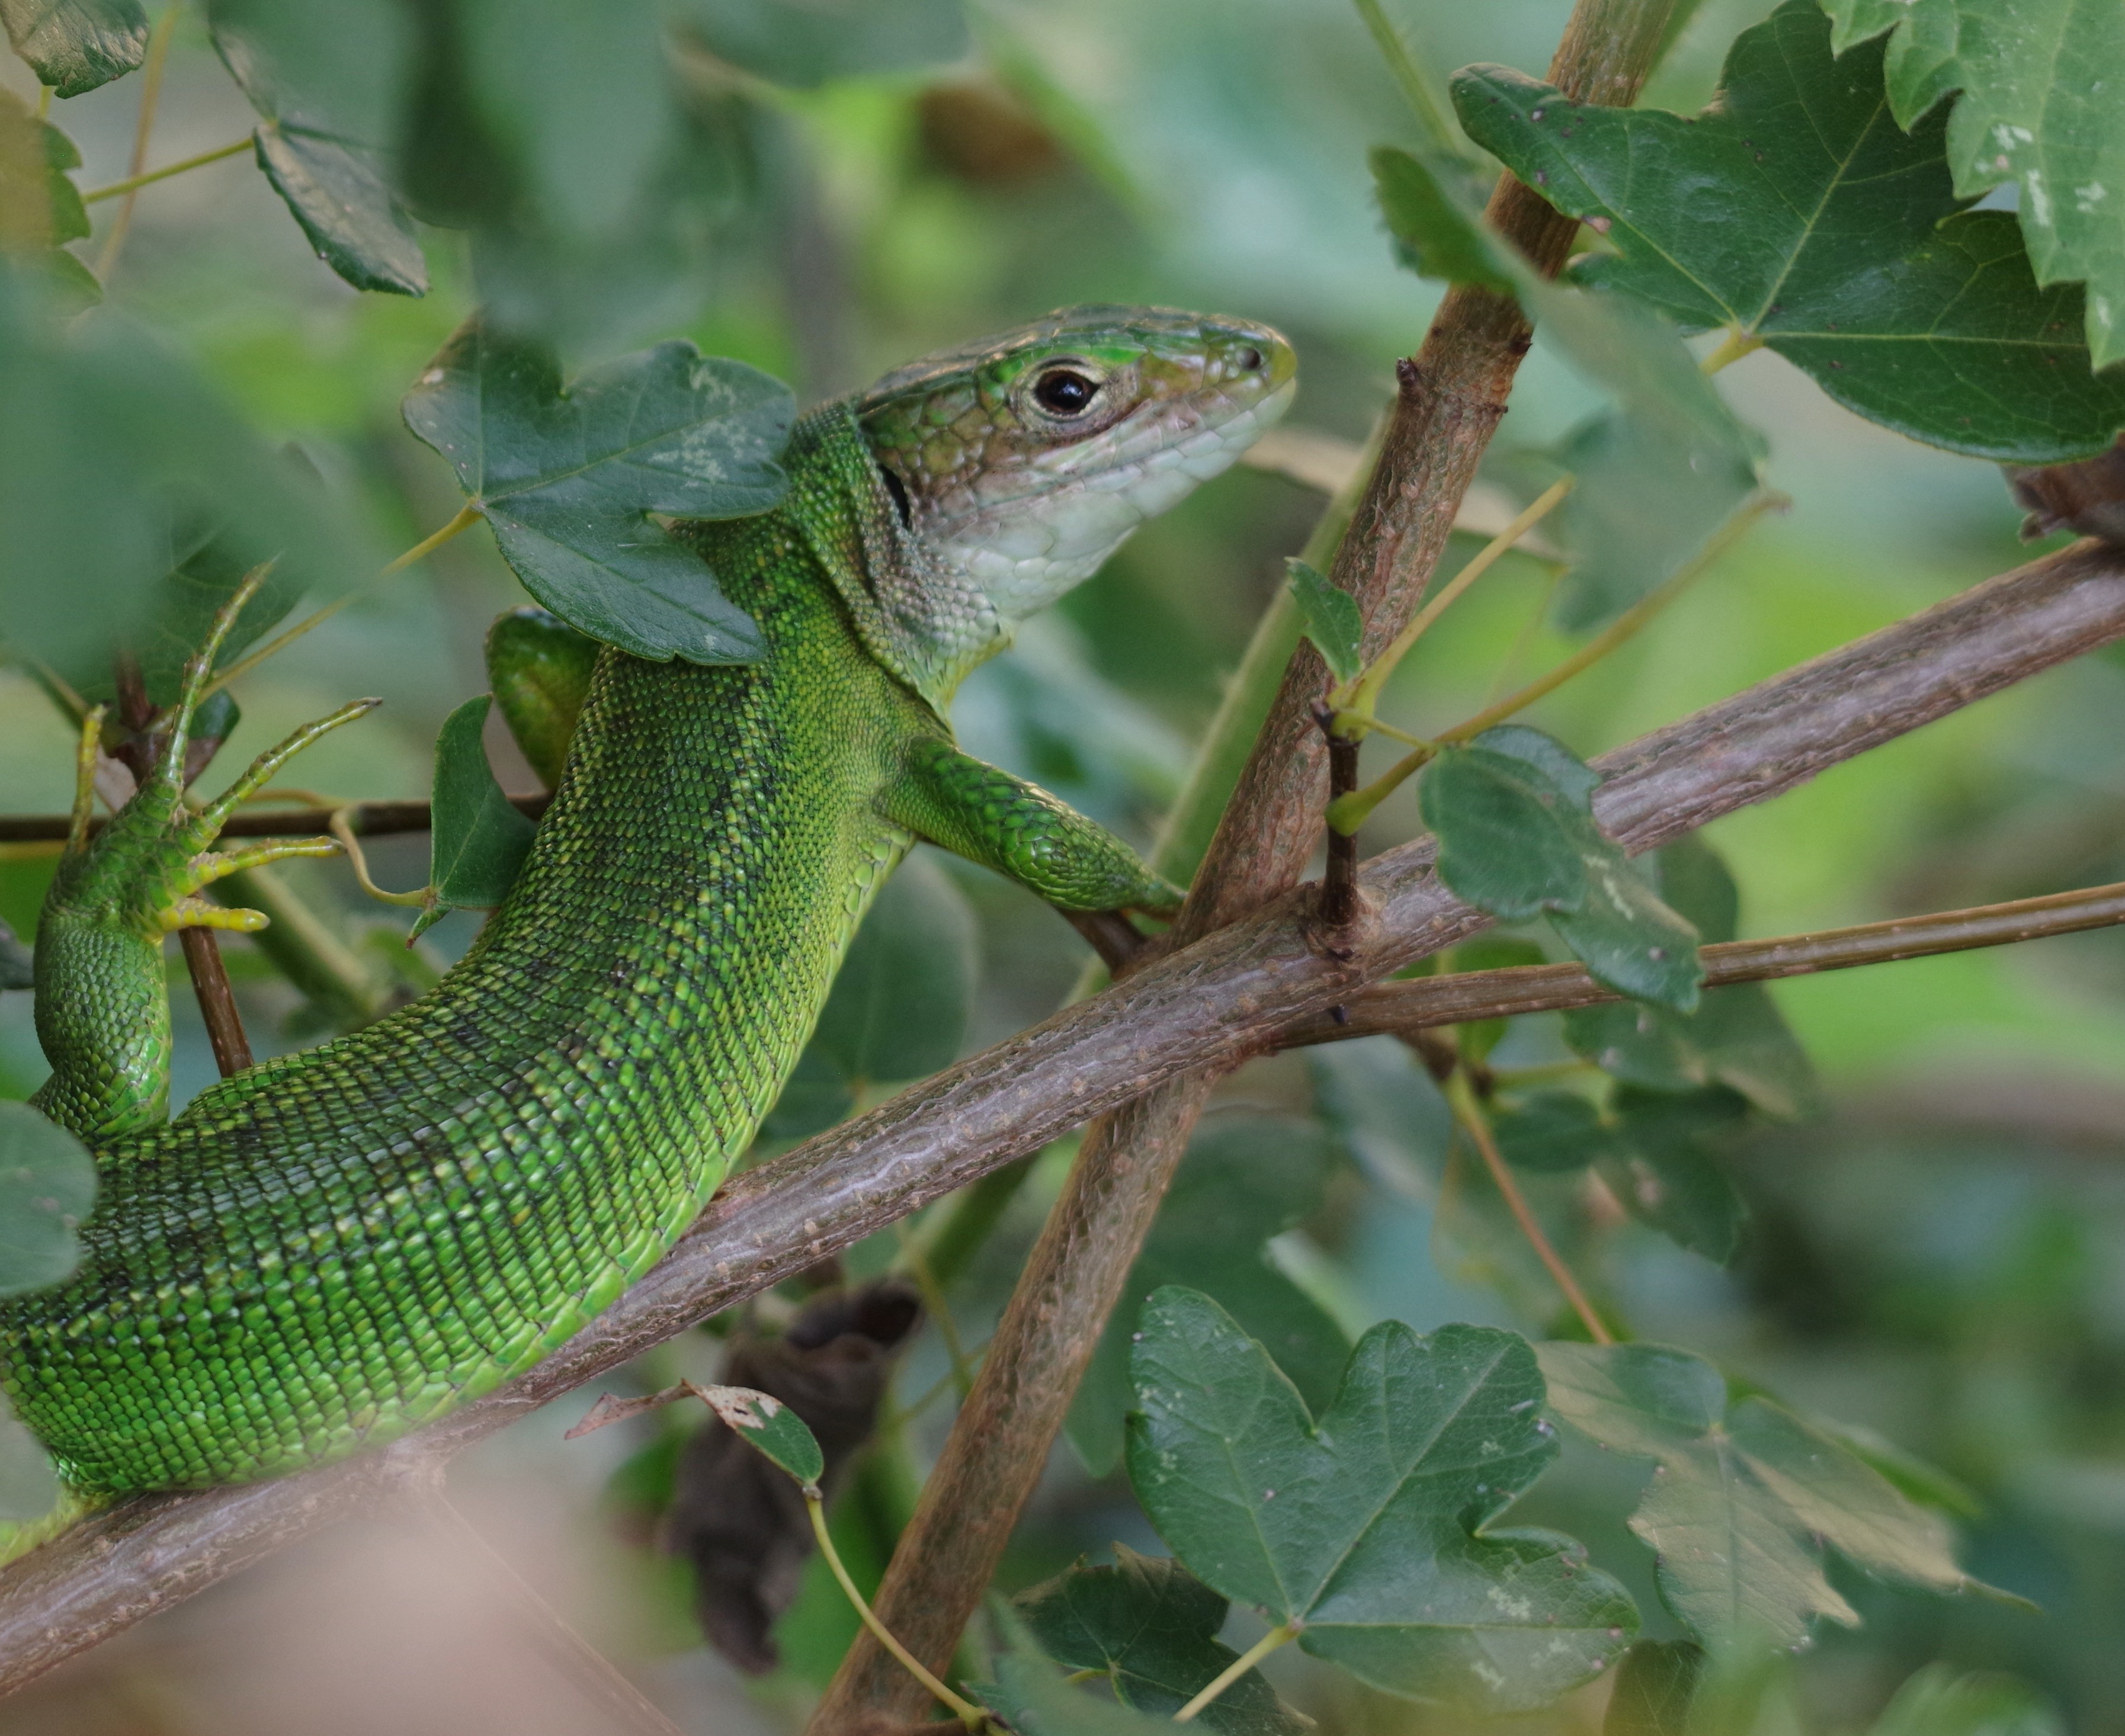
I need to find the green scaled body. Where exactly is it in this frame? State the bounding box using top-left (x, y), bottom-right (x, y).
top-left (0, 308), bottom-right (1293, 1498)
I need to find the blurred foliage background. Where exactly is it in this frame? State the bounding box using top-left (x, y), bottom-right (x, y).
top-left (4, 0), bottom-right (2123, 1732)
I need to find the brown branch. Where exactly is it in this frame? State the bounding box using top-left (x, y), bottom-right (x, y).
top-left (0, 795), bottom-right (550, 847)
top-left (4, 540), bottom-right (2125, 1693)
top-left (1286, 881), bottom-right (2125, 1043)
top-left (176, 929), bottom-right (253, 1077)
top-left (809, 1), bottom-right (1687, 1721)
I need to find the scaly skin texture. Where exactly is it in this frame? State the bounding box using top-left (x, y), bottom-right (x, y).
top-left (0, 308), bottom-right (1292, 1498)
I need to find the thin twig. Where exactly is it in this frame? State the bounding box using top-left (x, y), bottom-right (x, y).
top-left (81, 137), bottom-right (252, 203)
top-left (94, 2), bottom-right (178, 278)
top-left (5, 540), bottom-right (2125, 1692)
top-left (0, 794), bottom-right (552, 847)
top-left (1445, 1071), bottom-right (1613, 1342)
top-left (177, 929), bottom-right (253, 1077)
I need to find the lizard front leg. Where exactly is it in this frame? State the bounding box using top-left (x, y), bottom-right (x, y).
top-left (879, 737), bottom-right (1183, 917)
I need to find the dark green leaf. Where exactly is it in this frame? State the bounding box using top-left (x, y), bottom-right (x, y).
top-left (1014, 1546), bottom-right (1307, 1736)
top-left (1306, 1037), bottom-right (1452, 1201)
top-left (1370, 145), bottom-right (1515, 292)
top-left (973, 1620), bottom-right (1182, 1736)
top-left (1453, 4), bottom-right (2125, 463)
top-left (1069, 1115), bottom-right (1348, 1475)
top-left (1868, 1664), bottom-right (2063, 1736)
top-left (402, 318), bottom-right (792, 663)
top-left (415, 695), bottom-right (537, 937)
top-left (0, 272), bottom-right (363, 675)
top-left (209, 0), bottom-right (425, 296)
top-left (1825, 0), bottom-right (2125, 374)
top-left (1128, 1288), bottom-right (1637, 1712)
top-left (672, 0), bottom-right (969, 89)
top-left (0, 1100), bottom-right (95, 1296)
top-left (1285, 557), bottom-right (1361, 686)
top-left (1422, 728), bottom-right (1701, 1010)
top-left (0, 0), bottom-right (145, 97)
top-left (1603, 1639), bottom-right (1704, 1736)
top-left (1420, 745), bottom-right (1590, 921)
top-left (1539, 1342), bottom-right (2014, 1650)
top-left (697, 1382), bottom-right (826, 1488)
top-left (1493, 1090), bottom-right (1618, 1174)
top-left (1600, 1086), bottom-right (1749, 1263)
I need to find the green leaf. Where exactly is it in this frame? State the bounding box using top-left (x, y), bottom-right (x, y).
top-left (1453, 4), bottom-right (2125, 463)
top-left (1127, 1288), bottom-right (1637, 1713)
top-left (1492, 1090), bottom-right (1619, 1174)
top-left (0, 0), bottom-right (145, 97)
top-left (0, 272), bottom-right (363, 676)
top-left (415, 695), bottom-right (537, 938)
top-left (1306, 1037), bottom-right (1453, 1201)
top-left (0, 1100), bottom-right (95, 1296)
top-left (485, 606), bottom-right (601, 790)
top-left (973, 1619), bottom-right (1184, 1736)
top-left (1868, 1664), bottom-right (2063, 1736)
top-left (1602, 1639), bottom-right (1704, 1736)
top-left (402, 318), bottom-right (792, 663)
top-left (1564, 839), bottom-right (1815, 1118)
top-left (762, 852), bottom-right (979, 1137)
top-left (1285, 557), bottom-right (1362, 686)
top-left (1372, 142), bottom-right (1764, 628)
top-left (671, 0), bottom-right (969, 89)
top-left (1013, 1546), bottom-right (1308, 1736)
top-left (1370, 145), bottom-right (1515, 292)
top-left (1812, 1419), bottom-right (1983, 1522)
top-left (700, 1382), bottom-right (826, 1488)
top-left (209, 0), bottom-right (425, 296)
top-left (1599, 1086), bottom-right (1749, 1263)
top-left (1421, 727), bottom-right (1702, 1010)
top-left (1069, 1115), bottom-right (1349, 1475)
top-left (1539, 1342), bottom-right (2015, 1650)
top-left (1825, 0), bottom-right (2125, 374)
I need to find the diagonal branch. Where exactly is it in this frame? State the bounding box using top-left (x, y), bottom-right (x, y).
top-left (4, 536), bottom-right (2121, 1696)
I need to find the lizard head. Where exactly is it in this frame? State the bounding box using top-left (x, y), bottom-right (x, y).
top-left (852, 306), bottom-right (1295, 694)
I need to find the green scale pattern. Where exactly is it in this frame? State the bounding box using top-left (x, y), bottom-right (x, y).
top-left (0, 407), bottom-right (935, 1493)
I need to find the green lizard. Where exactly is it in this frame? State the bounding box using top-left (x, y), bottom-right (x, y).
top-left (0, 307), bottom-right (1293, 1541)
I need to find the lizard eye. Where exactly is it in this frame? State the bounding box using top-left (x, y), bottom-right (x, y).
top-left (1031, 367), bottom-right (1098, 416)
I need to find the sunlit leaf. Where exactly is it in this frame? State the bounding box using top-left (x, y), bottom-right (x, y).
top-left (0, 0), bottom-right (145, 97)
top-left (1128, 1288), bottom-right (1637, 1712)
top-left (0, 1100), bottom-right (95, 1296)
top-left (1539, 1341), bottom-right (2018, 1650)
top-left (1068, 1114), bottom-right (1348, 1475)
top-left (1825, 0), bottom-right (2125, 374)
top-left (1014, 1546), bottom-right (1307, 1736)
top-left (1286, 557), bottom-right (1362, 686)
top-left (402, 317), bottom-right (791, 663)
top-left (1455, 3), bottom-right (2125, 462)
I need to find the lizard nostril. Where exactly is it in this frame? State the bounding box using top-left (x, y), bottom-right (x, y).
top-left (1235, 346), bottom-right (1263, 371)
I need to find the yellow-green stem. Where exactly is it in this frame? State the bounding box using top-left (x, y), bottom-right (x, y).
top-left (328, 809), bottom-right (431, 909)
top-left (805, 1494), bottom-right (989, 1728)
top-left (1446, 1071), bottom-right (1613, 1344)
top-left (204, 503), bottom-right (484, 699)
top-left (94, 2), bottom-right (178, 278)
top-left (1338, 474), bottom-right (1575, 727)
top-left (1173, 1622), bottom-right (1302, 1721)
top-left (82, 136), bottom-right (252, 203)
top-left (1700, 328), bottom-right (1765, 374)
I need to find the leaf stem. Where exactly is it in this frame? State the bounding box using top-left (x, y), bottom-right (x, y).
top-left (1444, 1070), bottom-right (1613, 1344)
top-left (94, 1), bottom-right (179, 278)
top-left (81, 136), bottom-right (252, 203)
top-left (203, 502), bottom-right (485, 698)
top-left (1699, 328), bottom-right (1765, 374)
top-left (1336, 474), bottom-right (1575, 727)
top-left (804, 1494), bottom-right (989, 1729)
top-left (1325, 490), bottom-right (1781, 833)
top-left (328, 808), bottom-right (431, 908)
top-left (1173, 1622), bottom-right (1302, 1722)
top-left (1350, 0), bottom-right (1463, 159)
